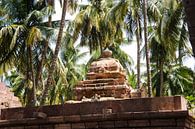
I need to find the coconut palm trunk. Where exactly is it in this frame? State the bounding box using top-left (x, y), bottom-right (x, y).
top-left (26, 45), bottom-right (36, 106)
top-left (159, 59), bottom-right (164, 96)
top-left (40, 0), bottom-right (68, 105)
top-left (143, 0), bottom-right (152, 97)
top-left (35, 1), bottom-right (53, 91)
top-left (29, 45), bottom-right (36, 106)
top-left (136, 17), bottom-right (141, 89)
top-left (156, 58), bottom-right (164, 97)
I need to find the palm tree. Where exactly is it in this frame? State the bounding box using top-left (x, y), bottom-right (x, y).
top-left (35, 0), bottom-right (54, 94)
top-left (40, 0), bottom-right (68, 105)
top-left (152, 64), bottom-right (194, 96)
top-left (0, 24), bottom-right (42, 106)
top-left (149, 1), bottom-right (192, 96)
top-left (125, 0), bottom-right (143, 89)
top-left (125, 0), bottom-right (161, 90)
top-left (72, 0), bottom-right (128, 53)
top-left (143, 0), bottom-right (152, 97)
top-left (0, 1), bottom-right (54, 106)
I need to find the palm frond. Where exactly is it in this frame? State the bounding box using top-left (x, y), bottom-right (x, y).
top-left (26, 27), bottom-right (42, 46)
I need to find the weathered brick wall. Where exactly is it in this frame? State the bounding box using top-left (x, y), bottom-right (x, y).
top-left (1, 96), bottom-right (187, 120)
top-left (0, 96), bottom-right (194, 129)
top-left (0, 111), bottom-right (194, 129)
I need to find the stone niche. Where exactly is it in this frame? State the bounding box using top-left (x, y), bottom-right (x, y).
top-left (75, 50), bottom-right (132, 100)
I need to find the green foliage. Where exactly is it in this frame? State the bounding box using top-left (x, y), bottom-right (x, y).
top-left (5, 70), bottom-right (30, 106)
top-left (152, 65), bottom-right (195, 96)
top-left (186, 95), bottom-right (195, 110)
top-left (73, 0), bottom-right (128, 53)
top-left (127, 71), bottom-right (137, 89)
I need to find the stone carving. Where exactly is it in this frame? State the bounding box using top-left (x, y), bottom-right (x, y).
top-left (75, 50), bottom-right (132, 100)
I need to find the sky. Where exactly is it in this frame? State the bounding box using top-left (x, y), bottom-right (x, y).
top-left (53, 0), bottom-right (195, 72)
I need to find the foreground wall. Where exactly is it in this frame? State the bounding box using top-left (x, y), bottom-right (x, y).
top-left (0, 110), bottom-right (194, 129)
top-left (0, 96), bottom-right (194, 129)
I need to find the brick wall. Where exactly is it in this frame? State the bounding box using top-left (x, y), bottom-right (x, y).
top-left (0, 96), bottom-right (194, 129)
top-left (0, 111), bottom-right (194, 129)
top-left (1, 96), bottom-right (187, 120)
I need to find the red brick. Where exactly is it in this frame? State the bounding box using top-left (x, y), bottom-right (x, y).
top-left (24, 126), bottom-right (39, 129)
top-left (40, 125), bottom-right (53, 129)
top-left (150, 119), bottom-right (176, 126)
top-left (99, 121), bottom-right (115, 128)
top-left (54, 124), bottom-right (71, 129)
top-left (72, 123), bottom-right (85, 129)
top-left (115, 121), bottom-right (128, 128)
top-left (7, 127), bottom-right (24, 129)
top-left (64, 115), bottom-right (81, 122)
top-left (85, 122), bottom-right (98, 129)
top-left (128, 120), bottom-right (149, 127)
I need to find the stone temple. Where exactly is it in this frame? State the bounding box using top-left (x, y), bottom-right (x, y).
top-left (0, 51), bottom-right (194, 128)
top-left (75, 50), bottom-right (132, 100)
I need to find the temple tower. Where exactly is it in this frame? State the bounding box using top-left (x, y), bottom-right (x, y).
top-left (75, 50), bottom-right (132, 100)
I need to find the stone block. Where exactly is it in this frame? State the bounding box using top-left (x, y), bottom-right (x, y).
top-left (99, 121), bottom-right (115, 128)
top-left (128, 120), bottom-right (150, 127)
top-left (177, 118), bottom-right (186, 127)
top-left (85, 122), bottom-right (98, 129)
top-left (150, 119), bottom-right (176, 126)
top-left (64, 115), bottom-right (81, 122)
top-left (115, 120), bottom-right (128, 128)
top-left (24, 126), bottom-right (39, 129)
top-left (1, 127), bottom-right (24, 129)
top-left (54, 124), bottom-right (71, 129)
top-left (40, 125), bottom-right (53, 129)
top-left (72, 123), bottom-right (85, 129)
top-left (174, 96), bottom-right (187, 110)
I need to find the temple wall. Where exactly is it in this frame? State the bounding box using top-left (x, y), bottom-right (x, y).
top-left (0, 111), bottom-right (194, 129)
top-left (0, 96), bottom-right (194, 129)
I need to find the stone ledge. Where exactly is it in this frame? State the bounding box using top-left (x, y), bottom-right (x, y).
top-left (0, 111), bottom-right (192, 127)
top-left (1, 96), bottom-right (187, 120)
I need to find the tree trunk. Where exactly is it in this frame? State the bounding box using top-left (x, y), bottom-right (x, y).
top-left (143, 0), bottom-right (152, 97)
top-left (26, 46), bottom-right (36, 107)
top-left (26, 47), bottom-right (31, 106)
top-left (159, 59), bottom-right (164, 96)
top-left (40, 0), bottom-right (68, 105)
top-left (35, 15), bottom-right (52, 90)
top-left (136, 17), bottom-right (141, 89)
top-left (29, 45), bottom-right (37, 106)
top-left (156, 58), bottom-right (164, 96)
